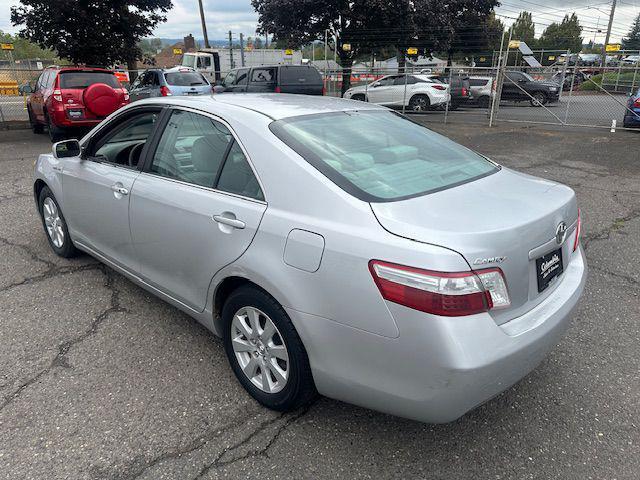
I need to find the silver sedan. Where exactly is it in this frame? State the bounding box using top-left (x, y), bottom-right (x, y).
top-left (33, 94), bottom-right (587, 423)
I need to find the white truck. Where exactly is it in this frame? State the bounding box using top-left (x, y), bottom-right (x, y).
top-left (181, 48), bottom-right (304, 82)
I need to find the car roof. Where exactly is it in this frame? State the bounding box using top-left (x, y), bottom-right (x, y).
top-left (47, 66), bottom-right (114, 73)
top-left (135, 93), bottom-right (386, 120)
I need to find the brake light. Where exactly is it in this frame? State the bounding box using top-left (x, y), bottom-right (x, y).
top-left (274, 86), bottom-right (282, 93)
top-left (634, 98), bottom-right (640, 108)
top-left (462, 87), bottom-right (468, 96)
top-left (160, 86), bottom-right (172, 96)
top-left (369, 260), bottom-right (510, 317)
top-left (573, 209), bottom-right (581, 252)
top-left (52, 89), bottom-right (62, 102)
top-left (431, 85), bottom-right (446, 91)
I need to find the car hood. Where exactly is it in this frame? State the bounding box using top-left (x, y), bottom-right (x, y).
top-left (370, 167), bottom-right (578, 324)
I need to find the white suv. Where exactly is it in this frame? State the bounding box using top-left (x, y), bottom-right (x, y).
top-left (343, 74), bottom-right (450, 111)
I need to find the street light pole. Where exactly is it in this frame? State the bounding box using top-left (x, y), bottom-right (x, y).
top-left (197, 0), bottom-right (210, 49)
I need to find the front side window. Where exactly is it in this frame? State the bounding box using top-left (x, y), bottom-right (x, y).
top-left (374, 76), bottom-right (395, 87)
top-left (223, 71), bottom-right (237, 87)
top-left (235, 69), bottom-right (249, 85)
top-left (270, 111), bottom-right (498, 202)
top-left (92, 111), bottom-right (159, 167)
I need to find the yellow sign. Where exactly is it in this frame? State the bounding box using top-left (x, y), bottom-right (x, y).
top-left (606, 43), bottom-right (621, 52)
top-left (548, 55), bottom-right (556, 61)
top-left (479, 57), bottom-right (486, 62)
top-left (508, 40), bottom-right (521, 49)
top-left (285, 49), bottom-right (293, 55)
top-left (342, 43), bottom-right (351, 52)
top-left (1, 43), bottom-right (14, 51)
top-left (407, 47), bottom-right (418, 55)
top-left (173, 48), bottom-right (183, 55)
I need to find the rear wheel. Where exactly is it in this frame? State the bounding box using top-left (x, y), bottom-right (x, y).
top-left (46, 113), bottom-right (65, 142)
top-left (222, 286), bottom-right (317, 411)
top-left (530, 91), bottom-right (547, 107)
top-left (409, 94), bottom-right (431, 112)
top-left (28, 107), bottom-right (44, 134)
top-left (38, 186), bottom-right (78, 258)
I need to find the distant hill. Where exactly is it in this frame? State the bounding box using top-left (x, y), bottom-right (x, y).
top-left (150, 38), bottom-right (232, 48)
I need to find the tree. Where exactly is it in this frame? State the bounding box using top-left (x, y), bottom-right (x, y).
top-left (622, 13), bottom-right (640, 51)
top-left (11, 0), bottom-right (172, 77)
top-left (538, 13), bottom-right (582, 53)
top-left (511, 11), bottom-right (536, 48)
top-left (0, 30), bottom-right (57, 60)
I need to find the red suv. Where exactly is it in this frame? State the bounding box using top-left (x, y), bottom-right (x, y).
top-left (28, 66), bottom-right (129, 141)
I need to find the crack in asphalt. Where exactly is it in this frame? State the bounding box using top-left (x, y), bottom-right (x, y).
top-left (583, 209), bottom-right (640, 251)
top-left (193, 404), bottom-right (312, 479)
top-left (590, 265), bottom-right (640, 289)
top-left (0, 266), bottom-right (125, 413)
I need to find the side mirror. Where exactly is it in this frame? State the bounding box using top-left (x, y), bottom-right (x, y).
top-left (371, 83), bottom-right (379, 88)
top-left (53, 139), bottom-right (81, 159)
top-left (518, 78), bottom-right (527, 83)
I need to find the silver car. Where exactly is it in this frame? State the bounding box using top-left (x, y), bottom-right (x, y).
top-left (33, 94), bottom-right (586, 423)
top-left (129, 67), bottom-right (212, 101)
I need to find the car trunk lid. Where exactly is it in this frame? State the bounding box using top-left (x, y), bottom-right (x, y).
top-left (370, 168), bottom-right (578, 324)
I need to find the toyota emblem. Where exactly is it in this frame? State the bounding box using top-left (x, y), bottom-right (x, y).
top-left (555, 221), bottom-right (567, 245)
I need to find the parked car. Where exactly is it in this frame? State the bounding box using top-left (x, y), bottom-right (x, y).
top-left (622, 55), bottom-right (640, 65)
top-left (502, 71), bottom-right (560, 106)
top-left (426, 73), bottom-right (472, 109)
top-left (623, 88), bottom-right (640, 128)
top-left (27, 66), bottom-right (129, 142)
top-left (343, 74), bottom-right (450, 111)
top-left (551, 70), bottom-right (588, 91)
top-left (129, 67), bottom-right (212, 102)
top-left (468, 76), bottom-right (494, 108)
top-left (578, 53), bottom-right (601, 66)
top-left (214, 65), bottom-right (324, 95)
top-left (33, 94), bottom-right (586, 424)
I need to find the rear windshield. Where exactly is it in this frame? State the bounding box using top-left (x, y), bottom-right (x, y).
top-left (270, 111), bottom-right (498, 202)
top-left (280, 67), bottom-right (322, 84)
top-left (59, 71), bottom-right (120, 89)
top-left (164, 71), bottom-right (208, 86)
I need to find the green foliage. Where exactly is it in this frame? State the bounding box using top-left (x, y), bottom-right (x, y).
top-left (138, 38), bottom-right (164, 56)
top-left (511, 11), bottom-right (536, 48)
top-left (622, 14), bottom-right (640, 51)
top-left (11, 0), bottom-right (173, 67)
top-left (0, 30), bottom-right (57, 60)
top-left (580, 72), bottom-right (638, 91)
top-left (538, 13), bottom-right (582, 52)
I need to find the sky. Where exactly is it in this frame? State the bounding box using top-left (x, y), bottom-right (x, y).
top-left (1, 0), bottom-right (638, 44)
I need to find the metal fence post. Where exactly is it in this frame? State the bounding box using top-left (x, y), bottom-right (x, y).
top-left (558, 50), bottom-right (570, 101)
top-left (444, 67), bottom-right (452, 124)
top-left (489, 27), bottom-right (510, 127)
top-left (564, 57), bottom-right (578, 125)
top-left (402, 70), bottom-right (408, 114)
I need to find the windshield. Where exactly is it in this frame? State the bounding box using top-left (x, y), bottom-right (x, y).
top-left (270, 111), bottom-right (498, 202)
top-left (164, 71), bottom-right (208, 86)
top-left (181, 54), bottom-right (197, 69)
top-left (59, 71), bottom-right (119, 89)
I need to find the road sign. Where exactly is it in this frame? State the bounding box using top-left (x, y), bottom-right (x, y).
top-left (1, 43), bottom-right (14, 51)
top-left (508, 40), bottom-right (521, 49)
top-left (173, 48), bottom-right (183, 55)
top-left (36, 61), bottom-right (43, 70)
top-left (548, 55), bottom-right (556, 61)
top-left (407, 47), bottom-right (418, 55)
top-left (285, 49), bottom-right (293, 55)
top-left (342, 43), bottom-right (351, 52)
top-left (605, 43), bottom-right (621, 52)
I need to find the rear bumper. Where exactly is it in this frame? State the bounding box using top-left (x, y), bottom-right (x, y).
top-left (290, 247), bottom-right (587, 423)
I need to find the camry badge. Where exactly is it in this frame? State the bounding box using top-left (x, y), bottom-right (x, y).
top-left (473, 256), bottom-right (507, 265)
top-left (556, 222), bottom-right (567, 245)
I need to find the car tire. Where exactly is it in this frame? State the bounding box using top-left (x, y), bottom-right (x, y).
top-left (530, 92), bottom-right (547, 107)
top-left (46, 112), bottom-right (65, 143)
top-left (28, 107), bottom-right (44, 134)
top-left (38, 186), bottom-right (78, 258)
top-left (409, 94), bottom-right (431, 112)
top-left (351, 93), bottom-right (366, 102)
top-left (222, 285), bottom-right (317, 412)
top-left (477, 96), bottom-right (490, 109)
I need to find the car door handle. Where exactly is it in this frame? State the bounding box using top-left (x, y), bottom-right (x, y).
top-left (213, 215), bottom-right (245, 229)
top-left (110, 184), bottom-right (129, 195)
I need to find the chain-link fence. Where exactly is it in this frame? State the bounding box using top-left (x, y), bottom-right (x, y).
top-left (1, 61), bottom-right (639, 132)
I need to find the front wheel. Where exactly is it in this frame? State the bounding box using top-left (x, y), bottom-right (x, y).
top-left (350, 93), bottom-right (366, 102)
top-left (530, 92), bottom-right (547, 107)
top-left (409, 94), bottom-right (431, 112)
top-left (38, 186), bottom-right (78, 258)
top-left (222, 286), bottom-right (317, 411)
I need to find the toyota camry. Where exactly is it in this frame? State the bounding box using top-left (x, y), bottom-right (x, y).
top-left (33, 94), bottom-right (586, 423)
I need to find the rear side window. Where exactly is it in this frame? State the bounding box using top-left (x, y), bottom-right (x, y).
top-left (279, 67), bottom-right (322, 84)
top-left (164, 71), bottom-right (208, 86)
top-left (59, 71), bottom-right (120, 89)
top-left (251, 68), bottom-right (276, 83)
top-left (270, 111), bottom-right (498, 202)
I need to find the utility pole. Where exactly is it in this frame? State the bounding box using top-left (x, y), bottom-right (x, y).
top-left (197, 0), bottom-right (210, 49)
top-left (239, 33), bottom-right (245, 67)
top-left (324, 30), bottom-right (328, 62)
top-left (228, 30), bottom-right (234, 70)
top-left (601, 0), bottom-right (617, 66)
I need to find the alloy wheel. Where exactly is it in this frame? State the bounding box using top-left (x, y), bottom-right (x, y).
top-left (231, 306), bottom-right (290, 394)
top-left (411, 96), bottom-right (429, 111)
top-left (43, 197), bottom-right (64, 248)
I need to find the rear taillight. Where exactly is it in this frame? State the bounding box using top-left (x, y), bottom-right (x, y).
top-left (462, 87), bottom-right (468, 96)
top-left (160, 86), bottom-right (172, 96)
top-left (369, 260), bottom-right (510, 317)
top-left (52, 89), bottom-right (62, 102)
top-left (431, 85), bottom-right (446, 91)
top-left (634, 98), bottom-right (640, 108)
top-left (122, 88), bottom-right (129, 101)
top-left (573, 209), bottom-right (581, 252)
top-left (274, 86), bottom-right (282, 93)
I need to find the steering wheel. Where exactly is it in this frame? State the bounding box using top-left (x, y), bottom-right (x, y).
top-left (128, 142), bottom-right (145, 167)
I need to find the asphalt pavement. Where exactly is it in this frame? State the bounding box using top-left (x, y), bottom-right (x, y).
top-left (0, 124), bottom-right (638, 480)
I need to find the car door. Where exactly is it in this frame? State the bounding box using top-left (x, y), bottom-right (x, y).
top-left (366, 76), bottom-right (396, 104)
top-left (502, 72), bottom-right (521, 100)
top-left (30, 71), bottom-right (47, 121)
top-left (129, 108), bottom-right (267, 311)
top-left (231, 68), bottom-right (249, 92)
top-left (389, 75), bottom-right (418, 105)
top-left (246, 67), bottom-right (277, 93)
top-left (61, 108), bottom-right (161, 270)
top-left (128, 73), bottom-right (146, 102)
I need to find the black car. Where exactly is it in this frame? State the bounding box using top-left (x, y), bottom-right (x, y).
top-left (551, 70), bottom-right (587, 91)
top-left (431, 74), bottom-right (472, 109)
top-left (215, 65), bottom-right (324, 95)
top-left (502, 71), bottom-right (560, 107)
